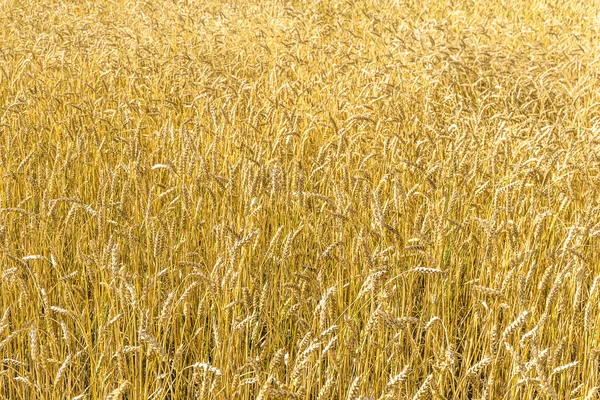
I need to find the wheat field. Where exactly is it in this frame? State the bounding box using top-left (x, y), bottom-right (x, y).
top-left (1, 0), bottom-right (600, 398)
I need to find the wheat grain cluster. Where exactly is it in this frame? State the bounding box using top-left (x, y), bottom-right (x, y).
top-left (1, 0), bottom-right (600, 398)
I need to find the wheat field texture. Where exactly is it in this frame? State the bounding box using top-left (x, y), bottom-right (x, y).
top-left (2, 0), bottom-right (600, 398)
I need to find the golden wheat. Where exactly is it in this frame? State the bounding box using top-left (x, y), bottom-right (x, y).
top-left (1, 0), bottom-right (600, 398)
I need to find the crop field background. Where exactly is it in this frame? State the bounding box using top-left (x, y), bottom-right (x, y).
top-left (1, 0), bottom-right (600, 398)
